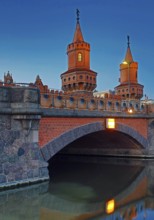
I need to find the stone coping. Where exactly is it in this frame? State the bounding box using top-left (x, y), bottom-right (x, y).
top-left (41, 108), bottom-right (153, 118)
top-left (0, 108), bottom-right (42, 115)
top-left (0, 177), bottom-right (49, 191)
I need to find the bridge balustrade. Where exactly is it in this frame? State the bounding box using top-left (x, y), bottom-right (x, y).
top-left (0, 84), bottom-right (151, 114)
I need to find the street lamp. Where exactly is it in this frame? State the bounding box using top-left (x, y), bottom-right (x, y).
top-left (128, 108), bottom-right (133, 113)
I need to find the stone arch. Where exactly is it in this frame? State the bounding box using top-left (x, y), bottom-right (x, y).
top-left (41, 122), bottom-right (104, 161)
top-left (116, 123), bottom-right (148, 148)
top-left (40, 120), bottom-right (148, 161)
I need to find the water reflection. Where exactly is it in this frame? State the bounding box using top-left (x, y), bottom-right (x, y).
top-left (0, 156), bottom-right (154, 220)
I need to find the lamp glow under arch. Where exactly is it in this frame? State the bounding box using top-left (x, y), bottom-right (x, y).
top-left (106, 199), bottom-right (115, 214)
top-left (106, 118), bottom-right (115, 129)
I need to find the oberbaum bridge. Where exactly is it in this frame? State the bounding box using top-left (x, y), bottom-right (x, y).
top-left (0, 10), bottom-right (154, 197)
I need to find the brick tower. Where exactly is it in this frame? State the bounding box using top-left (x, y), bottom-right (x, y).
top-left (61, 9), bottom-right (97, 96)
top-left (115, 36), bottom-right (143, 99)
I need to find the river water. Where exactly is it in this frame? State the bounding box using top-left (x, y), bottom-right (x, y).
top-left (0, 155), bottom-right (154, 220)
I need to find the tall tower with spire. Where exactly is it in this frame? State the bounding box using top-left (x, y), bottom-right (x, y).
top-left (115, 36), bottom-right (143, 99)
top-left (61, 9), bottom-right (97, 96)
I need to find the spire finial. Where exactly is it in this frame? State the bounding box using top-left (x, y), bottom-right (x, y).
top-left (127, 35), bottom-right (130, 48)
top-left (76, 9), bottom-right (80, 23)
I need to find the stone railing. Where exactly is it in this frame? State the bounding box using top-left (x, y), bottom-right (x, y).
top-left (0, 81), bottom-right (37, 88)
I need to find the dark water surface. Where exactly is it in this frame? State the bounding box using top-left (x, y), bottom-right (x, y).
top-left (0, 155), bottom-right (154, 220)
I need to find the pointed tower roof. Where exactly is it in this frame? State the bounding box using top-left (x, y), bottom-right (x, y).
top-left (73, 9), bottom-right (84, 42)
top-left (124, 35), bottom-right (134, 63)
top-left (36, 75), bottom-right (41, 81)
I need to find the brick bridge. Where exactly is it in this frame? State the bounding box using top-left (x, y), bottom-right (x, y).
top-left (40, 111), bottom-right (149, 160)
top-left (39, 92), bottom-right (154, 161)
top-left (0, 86), bottom-right (154, 188)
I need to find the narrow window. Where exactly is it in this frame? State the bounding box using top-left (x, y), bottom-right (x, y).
top-left (78, 53), bottom-right (82, 62)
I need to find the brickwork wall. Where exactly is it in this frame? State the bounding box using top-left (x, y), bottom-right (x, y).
top-left (116, 118), bottom-right (148, 139)
top-left (39, 117), bottom-right (104, 147)
top-left (39, 117), bottom-right (148, 148)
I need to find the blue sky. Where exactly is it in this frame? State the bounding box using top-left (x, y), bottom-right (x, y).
top-left (0, 0), bottom-right (154, 99)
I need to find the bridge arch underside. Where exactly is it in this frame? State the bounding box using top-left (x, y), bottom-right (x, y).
top-left (60, 130), bottom-right (145, 157)
top-left (41, 122), bottom-right (148, 161)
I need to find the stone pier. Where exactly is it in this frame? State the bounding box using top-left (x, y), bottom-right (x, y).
top-left (0, 86), bottom-right (49, 189)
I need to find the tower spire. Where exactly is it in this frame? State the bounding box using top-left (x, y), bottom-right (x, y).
top-left (124, 35), bottom-right (133, 63)
top-left (76, 8), bottom-right (80, 23)
top-left (127, 35), bottom-right (130, 48)
top-left (73, 9), bottom-right (84, 42)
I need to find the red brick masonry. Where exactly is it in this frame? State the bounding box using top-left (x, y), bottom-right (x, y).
top-left (116, 118), bottom-right (148, 139)
top-left (39, 117), bottom-right (148, 147)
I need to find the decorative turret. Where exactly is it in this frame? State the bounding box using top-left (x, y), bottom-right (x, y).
top-left (61, 9), bottom-right (97, 96)
top-left (4, 71), bottom-right (13, 84)
top-left (34, 75), bottom-right (49, 94)
top-left (35, 75), bottom-right (42, 86)
top-left (115, 36), bottom-right (143, 99)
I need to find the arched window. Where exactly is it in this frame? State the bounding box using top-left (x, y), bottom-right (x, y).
top-left (78, 53), bottom-right (82, 62)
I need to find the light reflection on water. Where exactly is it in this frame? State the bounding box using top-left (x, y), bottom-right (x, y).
top-left (0, 155), bottom-right (154, 220)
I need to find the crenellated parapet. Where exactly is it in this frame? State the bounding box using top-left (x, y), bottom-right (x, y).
top-left (39, 89), bottom-right (148, 114)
